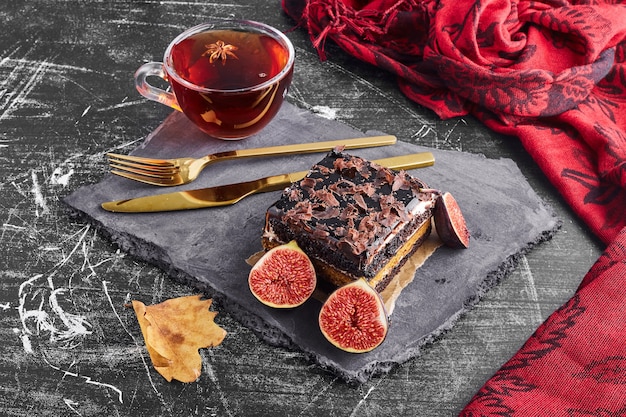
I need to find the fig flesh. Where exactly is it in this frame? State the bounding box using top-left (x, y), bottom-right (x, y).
top-left (248, 240), bottom-right (316, 308)
top-left (434, 191), bottom-right (470, 249)
top-left (319, 278), bottom-right (388, 353)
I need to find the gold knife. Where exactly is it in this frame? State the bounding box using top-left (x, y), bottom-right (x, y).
top-left (101, 152), bottom-right (435, 213)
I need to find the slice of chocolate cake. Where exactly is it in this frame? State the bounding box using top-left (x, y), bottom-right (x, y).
top-left (262, 150), bottom-right (438, 293)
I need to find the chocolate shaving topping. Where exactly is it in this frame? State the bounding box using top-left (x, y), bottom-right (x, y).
top-left (316, 188), bottom-right (340, 207)
top-left (339, 203), bottom-right (360, 221)
top-left (314, 206), bottom-right (341, 220)
top-left (300, 177), bottom-right (317, 188)
top-left (392, 171), bottom-right (412, 191)
top-left (355, 158), bottom-right (371, 179)
top-left (318, 164), bottom-right (332, 175)
top-left (274, 150), bottom-right (435, 256)
top-left (287, 187), bottom-right (302, 202)
top-left (286, 200), bottom-right (313, 222)
top-left (377, 210), bottom-right (398, 228)
top-left (329, 179), bottom-right (357, 195)
top-left (355, 182), bottom-right (377, 197)
top-left (333, 157), bottom-right (351, 173)
top-left (353, 193), bottom-right (367, 211)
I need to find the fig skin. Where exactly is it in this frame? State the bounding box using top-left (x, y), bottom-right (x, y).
top-left (319, 278), bottom-right (388, 353)
top-left (433, 191), bottom-right (470, 249)
top-left (248, 240), bottom-right (317, 308)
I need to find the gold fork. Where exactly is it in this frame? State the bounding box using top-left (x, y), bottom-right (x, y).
top-left (101, 152), bottom-right (436, 212)
top-left (107, 135), bottom-right (397, 186)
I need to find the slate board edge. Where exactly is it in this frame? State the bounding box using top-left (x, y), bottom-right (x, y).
top-left (64, 201), bottom-right (561, 383)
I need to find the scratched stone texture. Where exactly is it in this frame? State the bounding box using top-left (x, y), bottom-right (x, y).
top-left (0, 1), bottom-right (603, 417)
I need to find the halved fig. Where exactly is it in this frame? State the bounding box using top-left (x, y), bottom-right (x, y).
top-left (319, 278), bottom-right (388, 353)
top-left (434, 191), bottom-right (470, 249)
top-left (248, 240), bottom-right (316, 308)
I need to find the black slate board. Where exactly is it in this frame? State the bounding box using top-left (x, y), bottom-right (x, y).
top-left (64, 102), bottom-right (559, 383)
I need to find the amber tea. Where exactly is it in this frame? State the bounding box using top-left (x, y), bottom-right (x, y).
top-left (170, 30), bottom-right (289, 90)
top-left (166, 29), bottom-right (291, 138)
top-left (135, 21), bottom-right (294, 140)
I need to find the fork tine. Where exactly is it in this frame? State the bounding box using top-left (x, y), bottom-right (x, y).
top-left (107, 153), bottom-right (184, 185)
top-left (106, 153), bottom-right (178, 168)
top-left (110, 169), bottom-right (179, 186)
top-left (109, 163), bottom-right (178, 179)
top-left (109, 160), bottom-right (180, 175)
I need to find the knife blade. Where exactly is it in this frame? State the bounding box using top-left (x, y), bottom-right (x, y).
top-left (101, 152), bottom-right (435, 213)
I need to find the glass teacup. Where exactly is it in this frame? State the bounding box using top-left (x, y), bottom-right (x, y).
top-left (135, 20), bottom-right (295, 140)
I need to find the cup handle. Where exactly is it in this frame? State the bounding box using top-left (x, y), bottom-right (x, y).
top-left (134, 62), bottom-right (182, 111)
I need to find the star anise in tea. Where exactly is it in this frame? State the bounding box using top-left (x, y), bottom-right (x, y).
top-left (203, 40), bottom-right (238, 64)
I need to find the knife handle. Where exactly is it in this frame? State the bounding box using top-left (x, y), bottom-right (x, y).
top-left (372, 152), bottom-right (435, 171)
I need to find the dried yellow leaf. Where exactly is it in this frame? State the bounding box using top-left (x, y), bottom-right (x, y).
top-left (132, 295), bottom-right (227, 383)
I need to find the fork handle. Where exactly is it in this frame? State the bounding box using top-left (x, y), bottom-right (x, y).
top-left (209, 135), bottom-right (397, 161)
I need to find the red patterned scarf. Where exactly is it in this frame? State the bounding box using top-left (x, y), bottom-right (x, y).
top-left (282, 0), bottom-right (626, 414)
top-left (283, 0), bottom-right (626, 244)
